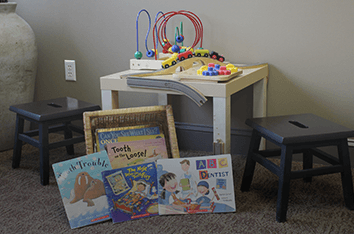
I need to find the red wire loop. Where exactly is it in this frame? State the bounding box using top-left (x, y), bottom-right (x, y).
top-left (152, 10), bottom-right (203, 60)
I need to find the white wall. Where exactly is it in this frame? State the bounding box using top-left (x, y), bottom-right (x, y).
top-left (14, 0), bottom-right (354, 129)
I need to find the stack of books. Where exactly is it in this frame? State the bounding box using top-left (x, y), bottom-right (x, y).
top-left (52, 125), bottom-right (236, 229)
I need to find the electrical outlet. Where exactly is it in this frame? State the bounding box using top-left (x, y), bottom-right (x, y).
top-left (64, 60), bottom-right (76, 81)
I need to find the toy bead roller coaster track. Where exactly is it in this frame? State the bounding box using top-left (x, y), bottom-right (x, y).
top-left (126, 10), bottom-right (243, 107)
top-left (152, 10), bottom-right (204, 60)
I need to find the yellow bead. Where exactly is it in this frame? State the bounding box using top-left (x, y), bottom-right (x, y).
top-left (230, 67), bottom-right (238, 73)
top-left (226, 64), bottom-right (235, 70)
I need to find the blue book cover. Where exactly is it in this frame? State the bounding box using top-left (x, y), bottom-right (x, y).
top-left (102, 162), bottom-right (158, 223)
top-left (52, 151), bottom-right (112, 229)
top-left (157, 154), bottom-right (236, 215)
top-left (96, 126), bottom-right (160, 152)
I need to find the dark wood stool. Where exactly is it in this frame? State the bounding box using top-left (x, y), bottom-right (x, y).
top-left (9, 97), bottom-right (101, 185)
top-left (240, 113), bottom-right (354, 222)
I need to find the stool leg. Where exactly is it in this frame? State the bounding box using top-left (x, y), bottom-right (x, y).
top-left (337, 139), bottom-right (354, 210)
top-left (241, 130), bottom-right (262, 192)
top-left (12, 115), bottom-right (24, 168)
top-left (64, 121), bottom-right (74, 155)
top-left (303, 149), bottom-right (313, 183)
top-left (39, 123), bottom-right (50, 186)
top-left (276, 145), bottom-right (293, 222)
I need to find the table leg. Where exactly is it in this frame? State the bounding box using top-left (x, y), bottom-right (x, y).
top-left (101, 89), bottom-right (119, 110)
top-left (157, 93), bottom-right (168, 105)
top-left (253, 77), bottom-right (268, 150)
top-left (213, 96), bottom-right (231, 154)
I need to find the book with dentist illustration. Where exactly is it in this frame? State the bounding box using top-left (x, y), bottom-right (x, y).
top-left (156, 154), bottom-right (236, 215)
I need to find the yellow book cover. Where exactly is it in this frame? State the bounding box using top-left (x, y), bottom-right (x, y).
top-left (118, 134), bottom-right (164, 142)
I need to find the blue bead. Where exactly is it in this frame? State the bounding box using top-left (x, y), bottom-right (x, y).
top-left (202, 71), bottom-right (211, 76)
top-left (171, 45), bottom-right (180, 53)
top-left (176, 35), bottom-right (184, 43)
top-left (146, 50), bottom-right (155, 57)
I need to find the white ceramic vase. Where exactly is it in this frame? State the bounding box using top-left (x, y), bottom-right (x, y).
top-left (0, 2), bottom-right (37, 151)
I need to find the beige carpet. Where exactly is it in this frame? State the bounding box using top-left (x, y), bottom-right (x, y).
top-left (1, 134), bottom-right (354, 233)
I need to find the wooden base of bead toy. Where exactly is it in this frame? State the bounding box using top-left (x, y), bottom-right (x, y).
top-left (127, 57), bottom-right (243, 83)
top-left (174, 63), bottom-right (243, 83)
top-left (129, 53), bottom-right (173, 70)
top-left (130, 59), bottom-right (164, 70)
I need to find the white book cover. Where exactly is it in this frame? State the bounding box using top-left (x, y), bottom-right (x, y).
top-left (52, 151), bottom-right (112, 229)
top-left (156, 154), bottom-right (236, 215)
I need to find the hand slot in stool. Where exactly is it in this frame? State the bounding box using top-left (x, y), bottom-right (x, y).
top-left (47, 103), bottom-right (62, 108)
top-left (289, 120), bottom-right (308, 129)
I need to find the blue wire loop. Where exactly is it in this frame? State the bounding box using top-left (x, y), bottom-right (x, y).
top-left (135, 9), bottom-right (151, 59)
top-left (154, 11), bottom-right (165, 51)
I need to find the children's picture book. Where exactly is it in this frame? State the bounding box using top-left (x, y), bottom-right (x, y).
top-left (52, 151), bottom-right (112, 229)
top-left (156, 154), bottom-right (236, 215)
top-left (105, 138), bottom-right (168, 169)
top-left (95, 125), bottom-right (161, 152)
top-left (102, 162), bottom-right (159, 223)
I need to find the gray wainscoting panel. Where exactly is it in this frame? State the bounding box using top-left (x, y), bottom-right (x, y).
top-left (175, 122), bottom-right (252, 155)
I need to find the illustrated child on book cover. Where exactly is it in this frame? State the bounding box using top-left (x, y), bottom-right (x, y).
top-left (178, 159), bottom-right (197, 200)
top-left (158, 172), bottom-right (212, 214)
top-left (102, 162), bottom-right (158, 223)
top-left (157, 154), bottom-right (236, 215)
top-left (159, 173), bottom-right (181, 205)
top-left (195, 181), bottom-right (212, 204)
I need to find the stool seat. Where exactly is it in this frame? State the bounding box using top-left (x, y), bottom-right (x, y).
top-left (246, 113), bottom-right (354, 144)
top-left (241, 113), bottom-right (354, 222)
top-left (10, 97), bottom-right (100, 121)
top-left (10, 97), bottom-right (101, 185)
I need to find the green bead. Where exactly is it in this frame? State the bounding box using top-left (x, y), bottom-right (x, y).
top-left (134, 51), bottom-right (142, 59)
